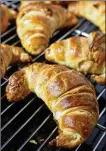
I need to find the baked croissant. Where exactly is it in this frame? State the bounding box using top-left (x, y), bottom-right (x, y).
top-left (1, 44), bottom-right (32, 78)
top-left (0, 4), bottom-right (17, 33)
top-left (68, 1), bottom-right (105, 33)
top-left (6, 63), bottom-right (99, 149)
top-left (45, 32), bottom-right (105, 85)
top-left (17, 3), bottom-right (78, 55)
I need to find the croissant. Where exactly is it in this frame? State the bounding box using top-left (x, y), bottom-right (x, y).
top-left (1, 4), bottom-right (17, 33)
top-left (45, 32), bottom-right (105, 85)
top-left (68, 1), bottom-right (105, 33)
top-left (17, 3), bottom-right (78, 55)
top-left (6, 63), bottom-right (99, 149)
top-left (1, 44), bottom-right (32, 78)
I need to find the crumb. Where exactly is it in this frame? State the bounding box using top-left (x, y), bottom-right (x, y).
top-left (29, 140), bottom-right (37, 145)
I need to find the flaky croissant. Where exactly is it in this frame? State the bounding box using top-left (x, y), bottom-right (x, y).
top-left (6, 63), bottom-right (99, 149)
top-left (0, 4), bottom-right (17, 33)
top-left (45, 32), bottom-right (105, 85)
top-left (17, 3), bottom-right (78, 55)
top-left (1, 44), bottom-right (32, 78)
top-left (68, 1), bottom-right (105, 33)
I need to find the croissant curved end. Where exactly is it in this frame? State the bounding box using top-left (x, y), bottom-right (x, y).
top-left (6, 70), bottom-right (30, 102)
top-left (20, 53), bottom-right (32, 62)
top-left (49, 131), bottom-right (83, 148)
top-left (91, 73), bottom-right (106, 85)
top-left (21, 39), bottom-right (47, 55)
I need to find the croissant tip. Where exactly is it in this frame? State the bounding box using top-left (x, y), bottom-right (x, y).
top-left (49, 139), bottom-right (57, 146)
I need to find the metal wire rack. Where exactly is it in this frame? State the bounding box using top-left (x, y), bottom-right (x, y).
top-left (1, 1), bottom-right (106, 151)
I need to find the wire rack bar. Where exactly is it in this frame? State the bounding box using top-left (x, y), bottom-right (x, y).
top-left (75, 22), bottom-right (91, 36)
top-left (1, 102), bottom-right (15, 116)
top-left (57, 19), bottom-right (85, 41)
top-left (1, 94), bottom-right (6, 100)
top-left (8, 0), bottom-right (19, 4)
top-left (1, 104), bottom-right (44, 150)
top-left (97, 88), bottom-right (106, 100)
top-left (12, 40), bottom-right (20, 46)
top-left (2, 33), bottom-right (17, 44)
top-left (17, 114), bottom-right (52, 151)
top-left (56, 148), bottom-right (61, 151)
top-left (3, 77), bottom-right (8, 81)
top-left (1, 0), bottom-right (17, 9)
top-left (75, 30), bottom-right (89, 37)
top-left (7, 65), bottom-right (12, 71)
top-left (96, 124), bottom-right (106, 131)
top-left (75, 145), bottom-right (81, 151)
top-left (1, 97), bottom-right (36, 131)
top-left (93, 132), bottom-right (106, 151)
top-left (1, 79), bottom-right (8, 87)
top-left (37, 127), bottom-right (58, 151)
top-left (1, 26), bottom-right (16, 38)
top-left (99, 107), bottom-right (106, 118)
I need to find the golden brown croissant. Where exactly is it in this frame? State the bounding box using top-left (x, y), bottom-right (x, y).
top-left (6, 63), bottom-right (99, 149)
top-left (68, 1), bottom-right (105, 33)
top-left (17, 3), bottom-right (78, 55)
top-left (1, 44), bottom-right (32, 78)
top-left (0, 4), bottom-right (17, 33)
top-left (45, 32), bottom-right (105, 85)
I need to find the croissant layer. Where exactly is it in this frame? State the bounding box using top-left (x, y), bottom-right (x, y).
top-left (6, 63), bottom-right (99, 149)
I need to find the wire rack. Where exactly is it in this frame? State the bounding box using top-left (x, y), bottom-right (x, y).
top-left (1, 1), bottom-right (106, 151)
